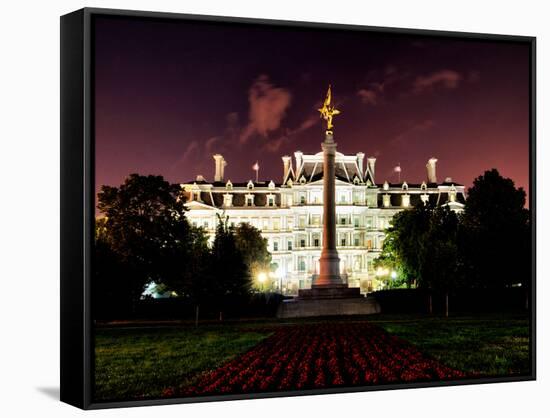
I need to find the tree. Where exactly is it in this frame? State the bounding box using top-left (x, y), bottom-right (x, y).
top-left (377, 203), bottom-right (433, 287)
top-left (459, 169), bottom-right (530, 289)
top-left (208, 215), bottom-right (252, 319)
top-left (233, 222), bottom-right (272, 286)
top-left (96, 174), bottom-right (191, 311)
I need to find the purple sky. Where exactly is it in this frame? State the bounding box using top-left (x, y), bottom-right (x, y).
top-left (94, 15), bottom-right (531, 209)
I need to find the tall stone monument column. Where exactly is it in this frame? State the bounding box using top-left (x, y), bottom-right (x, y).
top-left (314, 131), bottom-right (344, 287)
top-left (279, 85), bottom-right (381, 317)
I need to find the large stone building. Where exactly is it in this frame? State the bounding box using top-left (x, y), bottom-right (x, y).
top-left (181, 152), bottom-right (465, 295)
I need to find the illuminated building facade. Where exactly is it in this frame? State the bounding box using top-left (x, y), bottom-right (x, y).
top-left (181, 152), bottom-right (465, 295)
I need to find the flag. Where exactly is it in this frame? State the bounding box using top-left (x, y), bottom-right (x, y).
top-left (252, 161), bottom-right (259, 171)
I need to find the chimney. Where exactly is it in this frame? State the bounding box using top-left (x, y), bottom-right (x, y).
top-left (294, 151), bottom-right (303, 176)
top-left (213, 154), bottom-right (226, 182)
top-left (367, 157), bottom-right (376, 182)
top-left (282, 155), bottom-right (292, 180)
top-left (426, 158), bottom-right (438, 183)
top-left (356, 152), bottom-right (365, 177)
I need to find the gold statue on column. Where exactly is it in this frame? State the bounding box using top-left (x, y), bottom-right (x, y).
top-left (318, 85), bottom-right (341, 132)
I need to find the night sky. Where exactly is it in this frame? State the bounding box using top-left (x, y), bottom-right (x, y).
top-left (94, 15), bottom-right (531, 208)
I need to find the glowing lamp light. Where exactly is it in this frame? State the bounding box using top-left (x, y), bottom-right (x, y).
top-left (258, 272), bottom-right (267, 283)
top-left (391, 271), bottom-right (397, 279)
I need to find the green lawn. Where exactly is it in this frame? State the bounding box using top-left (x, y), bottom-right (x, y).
top-left (369, 313), bottom-right (530, 376)
top-left (94, 313), bottom-right (530, 402)
top-left (94, 325), bottom-right (271, 401)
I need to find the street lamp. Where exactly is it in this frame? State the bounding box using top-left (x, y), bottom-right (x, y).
top-left (258, 272), bottom-right (267, 292)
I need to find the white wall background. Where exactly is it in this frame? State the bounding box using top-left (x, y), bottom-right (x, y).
top-left (0, 0), bottom-right (547, 416)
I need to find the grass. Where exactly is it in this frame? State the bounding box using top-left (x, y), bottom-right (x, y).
top-left (94, 313), bottom-right (530, 402)
top-left (94, 325), bottom-right (271, 401)
top-left (368, 313), bottom-right (531, 377)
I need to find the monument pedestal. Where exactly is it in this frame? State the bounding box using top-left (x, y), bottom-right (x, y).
top-left (277, 294), bottom-right (381, 318)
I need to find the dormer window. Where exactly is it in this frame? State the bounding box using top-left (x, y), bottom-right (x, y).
top-left (267, 194), bottom-right (276, 207)
top-left (353, 176), bottom-right (360, 185)
top-left (300, 176), bottom-right (306, 184)
top-left (449, 185), bottom-right (457, 203)
top-left (402, 182), bottom-right (408, 191)
top-left (366, 179), bottom-right (372, 187)
top-left (223, 193), bottom-right (233, 207)
top-left (383, 181), bottom-right (389, 191)
top-left (268, 180), bottom-right (275, 190)
top-left (247, 180), bottom-right (254, 190)
top-left (420, 181), bottom-right (427, 191)
top-left (226, 180), bottom-right (233, 190)
top-left (421, 194), bottom-right (429, 205)
top-left (245, 194), bottom-right (254, 207)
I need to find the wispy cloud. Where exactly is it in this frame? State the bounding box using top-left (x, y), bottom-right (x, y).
top-left (390, 119), bottom-right (435, 147)
top-left (356, 66), bottom-right (409, 106)
top-left (263, 115), bottom-right (318, 153)
top-left (357, 88), bottom-right (378, 105)
top-left (413, 69), bottom-right (462, 93)
top-left (239, 75), bottom-right (292, 144)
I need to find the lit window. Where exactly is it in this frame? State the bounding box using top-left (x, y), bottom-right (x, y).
top-left (383, 194), bottom-right (391, 207)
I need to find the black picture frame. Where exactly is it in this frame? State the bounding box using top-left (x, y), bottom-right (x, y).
top-left (60, 7), bottom-right (536, 410)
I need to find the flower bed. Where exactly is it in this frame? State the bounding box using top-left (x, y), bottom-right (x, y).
top-left (167, 323), bottom-right (466, 397)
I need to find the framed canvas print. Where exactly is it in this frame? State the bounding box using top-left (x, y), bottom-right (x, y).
top-left (60, 7), bottom-right (536, 409)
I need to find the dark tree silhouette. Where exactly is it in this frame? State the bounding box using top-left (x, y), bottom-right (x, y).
top-left (96, 174), bottom-right (191, 313)
top-left (460, 169), bottom-right (530, 289)
top-left (233, 222), bottom-right (272, 284)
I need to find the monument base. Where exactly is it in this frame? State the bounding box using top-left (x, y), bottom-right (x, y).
top-left (276, 293), bottom-right (381, 319)
top-left (298, 285), bottom-right (362, 299)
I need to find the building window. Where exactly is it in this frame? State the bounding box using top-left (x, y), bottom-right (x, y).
top-left (273, 242), bottom-right (279, 251)
top-left (402, 194), bottom-right (410, 207)
top-left (287, 241), bottom-right (293, 251)
top-left (273, 219), bottom-right (280, 230)
top-left (223, 194), bottom-right (233, 207)
top-left (354, 217), bottom-right (360, 227)
top-left (300, 195), bottom-right (306, 204)
top-left (421, 194), bottom-right (429, 205)
top-left (354, 237), bottom-right (360, 246)
top-left (300, 239), bottom-right (306, 248)
top-left (299, 216), bottom-right (306, 228)
top-left (298, 259), bottom-right (306, 271)
top-left (312, 215), bottom-right (321, 226)
top-left (267, 196), bottom-right (275, 207)
top-left (314, 238), bottom-right (320, 247)
top-left (341, 238), bottom-right (346, 247)
top-left (383, 194), bottom-right (391, 207)
top-left (340, 217), bottom-right (346, 225)
top-left (246, 195), bottom-right (254, 207)
top-left (367, 240), bottom-right (373, 249)
top-left (340, 194), bottom-right (346, 203)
